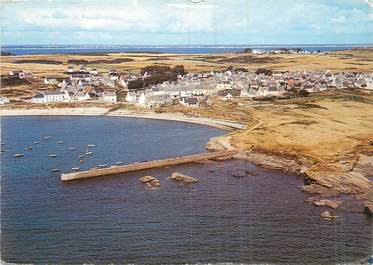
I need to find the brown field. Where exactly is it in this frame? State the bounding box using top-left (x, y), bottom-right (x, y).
top-left (157, 89), bottom-right (373, 201)
top-left (2, 48), bottom-right (373, 78)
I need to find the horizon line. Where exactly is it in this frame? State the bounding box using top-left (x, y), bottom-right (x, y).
top-left (2, 43), bottom-right (373, 47)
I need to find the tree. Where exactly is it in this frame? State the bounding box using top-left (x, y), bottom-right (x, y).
top-left (297, 89), bottom-right (309, 97)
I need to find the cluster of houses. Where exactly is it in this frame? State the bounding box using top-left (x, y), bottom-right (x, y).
top-left (9, 69), bottom-right (34, 79)
top-left (247, 48), bottom-right (321, 55)
top-left (6, 65), bottom-right (373, 107)
top-left (124, 70), bottom-right (373, 107)
top-left (30, 65), bottom-right (118, 104)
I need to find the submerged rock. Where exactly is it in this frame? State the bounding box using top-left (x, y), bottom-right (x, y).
top-left (320, 211), bottom-right (337, 220)
top-left (169, 172), bottom-right (199, 183)
top-left (364, 204), bottom-right (373, 217)
top-left (140, 175), bottom-right (160, 188)
top-left (230, 170), bottom-right (246, 178)
top-left (305, 197), bottom-right (342, 209)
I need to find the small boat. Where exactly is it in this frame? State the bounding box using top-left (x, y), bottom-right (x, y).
top-left (87, 144), bottom-right (96, 147)
top-left (115, 161), bottom-right (123, 165)
top-left (98, 164), bottom-right (107, 168)
top-left (25, 146), bottom-right (33, 151)
top-left (51, 168), bottom-right (59, 172)
top-left (34, 141), bottom-right (39, 144)
top-left (57, 141), bottom-right (64, 144)
top-left (79, 160), bottom-right (85, 163)
top-left (78, 155), bottom-right (85, 158)
top-left (49, 154), bottom-right (57, 158)
top-left (44, 136), bottom-right (51, 140)
top-left (14, 153), bottom-right (24, 157)
top-left (71, 167), bottom-right (80, 171)
top-left (68, 147), bottom-right (77, 150)
top-left (85, 147), bottom-right (93, 155)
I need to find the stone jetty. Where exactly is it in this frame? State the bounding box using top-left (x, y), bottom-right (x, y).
top-left (61, 150), bottom-right (238, 181)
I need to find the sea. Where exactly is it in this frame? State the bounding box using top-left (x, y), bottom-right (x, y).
top-left (1, 116), bottom-right (372, 264)
top-left (1, 44), bottom-right (372, 55)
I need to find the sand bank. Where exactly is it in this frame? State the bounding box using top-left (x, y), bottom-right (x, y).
top-left (0, 107), bottom-right (246, 131)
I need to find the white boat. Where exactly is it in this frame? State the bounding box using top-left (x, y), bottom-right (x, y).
top-left (58, 141), bottom-right (64, 144)
top-left (14, 153), bottom-right (24, 157)
top-left (85, 147), bottom-right (93, 155)
top-left (78, 155), bottom-right (85, 158)
top-left (98, 164), bottom-right (107, 168)
top-left (34, 141), bottom-right (39, 144)
top-left (25, 146), bottom-right (32, 151)
top-left (79, 160), bottom-right (85, 163)
top-left (51, 168), bottom-right (59, 172)
top-left (68, 147), bottom-right (77, 150)
top-left (115, 161), bottom-right (123, 165)
top-left (49, 154), bottom-right (57, 158)
top-left (44, 136), bottom-right (51, 140)
top-left (87, 144), bottom-right (96, 147)
top-left (71, 167), bottom-right (80, 171)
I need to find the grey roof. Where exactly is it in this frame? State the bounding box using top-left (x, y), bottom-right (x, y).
top-left (42, 91), bottom-right (65, 96)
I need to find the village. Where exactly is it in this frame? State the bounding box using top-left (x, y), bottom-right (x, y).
top-left (1, 65), bottom-right (373, 108)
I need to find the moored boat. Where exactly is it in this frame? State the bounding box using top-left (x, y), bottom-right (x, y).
top-left (85, 151), bottom-right (93, 155)
top-left (25, 146), bottom-right (32, 151)
top-left (68, 147), bottom-right (77, 150)
top-left (14, 153), bottom-right (24, 157)
top-left (58, 141), bottom-right (64, 144)
top-left (115, 161), bottom-right (123, 165)
top-left (87, 144), bottom-right (96, 147)
top-left (34, 141), bottom-right (39, 144)
top-left (44, 136), bottom-right (51, 140)
top-left (51, 168), bottom-right (59, 172)
top-left (78, 155), bottom-right (85, 158)
top-left (49, 154), bottom-right (57, 158)
top-left (71, 167), bottom-right (80, 171)
top-left (79, 160), bottom-right (85, 163)
top-left (98, 164), bottom-right (107, 168)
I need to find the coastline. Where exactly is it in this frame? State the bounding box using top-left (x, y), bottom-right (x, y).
top-left (2, 106), bottom-right (372, 212)
top-left (0, 107), bottom-right (246, 131)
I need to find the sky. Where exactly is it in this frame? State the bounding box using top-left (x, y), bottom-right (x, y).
top-left (1, 0), bottom-right (373, 45)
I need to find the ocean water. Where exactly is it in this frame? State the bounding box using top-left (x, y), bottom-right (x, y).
top-left (1, 116), bottom-right (372, 264)
top-left (2, 44), bottom-right (371, 55)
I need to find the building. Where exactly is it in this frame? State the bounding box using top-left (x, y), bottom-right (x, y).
top-left (103, 92), bottom-right (117, 103)
top-left (31, 91), bottom-right (71, 104)
top-left (0, 96), bottom-right (10, 105)
top-left (179, 97), bottom-right (199, 107)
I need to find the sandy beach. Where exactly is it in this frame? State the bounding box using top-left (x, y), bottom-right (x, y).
top-left (0, 107), bottom-right (246, 131)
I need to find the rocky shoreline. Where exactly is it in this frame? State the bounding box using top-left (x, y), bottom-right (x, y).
top-left (205, 134), bottom-right (373, 215)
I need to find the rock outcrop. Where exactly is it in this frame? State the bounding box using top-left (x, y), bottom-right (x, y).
top-left (230, 170), bottom-right (247, 178)
top-left (305, 197), bottom-right (342, 209)
top-left (169, 172), bottom-right (199, 183)
top-left (364, 204), bottom-right (373, 217)
top-left (140, 175), bottom-right (160, 188)
top-left (320, 211), bottom-right (337, 220)
top-left (205, 135), bottom-right (234, 151)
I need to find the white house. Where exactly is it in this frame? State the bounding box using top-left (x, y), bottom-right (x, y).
top-left (103, 92), bottom-right (117, 103)
top-left (44, 77), bottom-right (58, 85)
top-left (31, 91), bottom-right (71, 104)
top-left (0, 96), bottom-right (10, 105)
top-left (179, 97), bottom-right (199, 107)
top-left (218, 91), bottom-right (233, 101)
